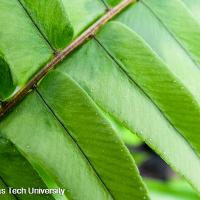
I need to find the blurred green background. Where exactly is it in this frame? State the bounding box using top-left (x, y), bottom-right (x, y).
top-left (120, 126), bottom-right (200, 200)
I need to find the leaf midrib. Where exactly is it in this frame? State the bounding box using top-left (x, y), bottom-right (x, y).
top-left (0, 0), bottom-right (134, 118)
top-left (141, 0), bottom-right (200, 72)
top-left (35, 88), bottom-right (115, 200)
top-left (17, 0), bottom-right (56, 52)
top-left (93, 35), bottom-right (200, 193)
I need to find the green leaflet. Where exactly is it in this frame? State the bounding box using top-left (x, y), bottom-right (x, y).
top-left (1, 0), bottom-right (200, 198)
top-left (0, 92), bottom-right (112, 200)
top-left (20, 0), bottom-right (106, 49)
top-left (0, 70), bottom-right (149, 200)
top-left (0, 0), bottom-right (107, 101)
top-left (19, 0), bottom-right (74, 50)
top-left (142, 0), bottom-right (200, 67)
top-left (58, 37), bottom-right (200, 192)
top-left (39, 70), bottom-right (149, 200)
top-left (116, 0), bottom-right (200, 156)
top-left (115, 1), bottom-right (200, 107)
top-left (0, 137), bottom-right (54, 200)
top-left (0, 0), bottom-right (53, 101)
top-left (96, 21), bottom-right (200, 156)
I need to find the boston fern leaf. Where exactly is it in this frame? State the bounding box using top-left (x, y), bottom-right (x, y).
top-left (0, 0), bottom-right (200, 199)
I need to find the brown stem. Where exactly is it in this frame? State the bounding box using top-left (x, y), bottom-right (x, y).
top-left (0, 0), bottom-right (134, 118)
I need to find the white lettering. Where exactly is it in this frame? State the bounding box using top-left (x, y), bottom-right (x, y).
top-left (28, 188), bottom-right (65, 195)
top-left (0, 189), bottom-right (6, 194)
top-left (9, 187), bottom-right (27, 194)
top-left (5, 187), bottom-right (65, 196)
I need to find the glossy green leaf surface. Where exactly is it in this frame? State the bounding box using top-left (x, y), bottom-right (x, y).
top-left (19, 0), bottom-right (74, 50)
top-left (96, 21), bottom-right (200, 156)
top-left (116, 1), bottom-right (200, 106)
top-left (0, 0), bottom-right (106, 101)
top-left (0, 137), bottom-right (54, 200)
top-left (58, 35), bottom-right (200, 192)
top-left (0, 92), bottom-right (112, 200)
top-left (38, 70), bottom-right (149, 200)
top-left (142, 0), bottom-right (200, 67)
top-left (1, 0), bottom-right (200, 199)
top-left (115, 0), bottom-right (200, 153)
top-left (0, 69), bottom-right (149, 200)
top-left (0, 0), bottom-right (53, 101)
top-left (20, 0), bottom-right (105, 49)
